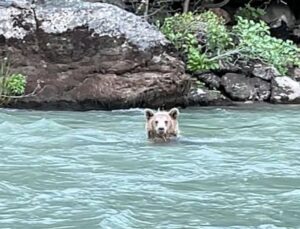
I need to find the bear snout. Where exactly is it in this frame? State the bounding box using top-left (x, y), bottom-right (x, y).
top-left (158, 127), bottom-right (165, 132)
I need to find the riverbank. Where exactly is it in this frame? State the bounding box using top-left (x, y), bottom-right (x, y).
top-left (0, 0), bottom-right (299, 111)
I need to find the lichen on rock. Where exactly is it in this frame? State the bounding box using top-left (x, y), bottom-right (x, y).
top-left (271, 76), bottom-right (300, 103)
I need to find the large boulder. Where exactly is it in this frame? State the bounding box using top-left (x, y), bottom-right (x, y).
top-left (221, 73), bottom-right (271, 101)
top-left (271, 76), bottom-right (300, 103)
top-left (0, 0), bottom-right (190, 110)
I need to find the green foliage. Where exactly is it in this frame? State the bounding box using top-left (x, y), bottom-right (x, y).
top-left (161, 11), bottom-right (232, 52)
top-left (0, 59), bottom-right (26, 99)
top-left (235, 4), bottom-right (266, 21)
top-left (198, 11), bottom-right (233, 51)
top-left (187, 46), bottom-right (218, 72)
top-left (160, 11), bottom-right (230, 71)
top-left (5, 74), bottom-right (26, 95)
top-left (160, 10), bottom-right (300, 75)
top-left (160, 12), bottom-right (202, 51)
top-left (233, 17), bottom-right (300, 74)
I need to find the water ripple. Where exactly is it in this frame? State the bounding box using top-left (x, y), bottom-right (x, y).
top-left (0, 106), bottom-right (300, 228)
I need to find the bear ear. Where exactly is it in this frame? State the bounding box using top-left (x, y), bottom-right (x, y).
top-left (168, 108), bottom-right (179, 120)
top-left (145, 109), bottom-right (154, 120)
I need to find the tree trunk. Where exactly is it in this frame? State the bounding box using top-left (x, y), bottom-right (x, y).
top-left (183, 0), bottom-right (190, 13)
top-left (144, 0), bottom-right (149, 20)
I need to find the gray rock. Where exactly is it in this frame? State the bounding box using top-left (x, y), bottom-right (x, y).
top-left (271, 76), bottom-right (300, 103)
top-left (187, 86), bottom-right (232, 106)
top-left (0, 0), bottom-right (31, 9)
top-left (292, 68), bottom-right (300, 82)
top-left (252, 63), bottom-right (280, 81)
top-left (36, 2), bottom-right (168, 51)
top-left (0, 0), bottom-right (168, 50)
top-left (0, 1), bottom-right (190, 110)
top-left (220, 59), bottom-right (281, 82)
top-left (293, 27), bottom-right (300, 40)
top-left (0, 1), bottom-right (35, 39)
top-left (221, 73), bottom-right (271, 101)
top-left (83, 0), bottom-right (125, 9)
top-left (219, 61), bottom-right (240, 72)
top-left (196, 72), bottom-right (221, 90)
top-left (261, 2), bottom-right (296, 29)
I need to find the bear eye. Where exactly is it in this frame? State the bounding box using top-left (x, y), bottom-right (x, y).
top-left (155, 121), bottom-right (158, 125)
top-left (165, 121), bottom-right (168, 125)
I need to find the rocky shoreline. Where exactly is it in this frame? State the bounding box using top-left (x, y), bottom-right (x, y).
top-left (188, 69), bottom-right (300, 107)
top-left (0, 0), bottom-right (300, 111)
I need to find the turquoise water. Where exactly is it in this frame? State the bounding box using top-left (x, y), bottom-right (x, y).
top-left (0, 106), bottom-right (300, 228)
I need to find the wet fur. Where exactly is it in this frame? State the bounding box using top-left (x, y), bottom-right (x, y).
top-left (144, 108), bottom-right (179, 142)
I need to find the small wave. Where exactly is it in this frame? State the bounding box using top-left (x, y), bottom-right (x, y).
top-left (1, 107), bottom-right (300, 228)
top-left (25, 118), bottom-right (71, 131)
top-left (111, 108), bottom-right (144, 113)
top-left (0, 121), bottom-right (24, 134)
top-left (278, 189), bottom-right (300, 197)
top-left (99, 209), bottom-right (146, 228)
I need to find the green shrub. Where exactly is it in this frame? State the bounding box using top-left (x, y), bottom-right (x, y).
top-left (198, 11), bottom-right (233, 51)
top-left (0, 59), bottom-right (27, 98)
top-left (233, 17), bottom-right (300, 74)
top-left (160, 12), bottom-right (202, 51)
top-left (5, 73), bottom-right (26, 95)
top-left (161, 11), bottom-right (232, 52)
top-left (160, 11), bottom-right (231, 71)
top-left (187, 46), bottom-right (219, 72)
top-left (160, 11), bottom-right (300, 75)
top-left (235, 4), bottom-right (266, 21)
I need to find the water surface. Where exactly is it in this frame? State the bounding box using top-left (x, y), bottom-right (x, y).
top-left (0, 105), bottom-right (300, 228)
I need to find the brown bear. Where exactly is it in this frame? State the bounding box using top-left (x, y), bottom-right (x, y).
top-left (144, 108), bottom-right (180, 141)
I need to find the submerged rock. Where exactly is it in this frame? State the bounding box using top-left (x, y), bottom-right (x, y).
top-left (271, 76), bottom-right (300, 103)
top-left (0, 0), bottom-right (190, 110)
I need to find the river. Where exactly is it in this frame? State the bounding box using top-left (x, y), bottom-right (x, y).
top-left (0, 105), bottom-right (300, 228)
